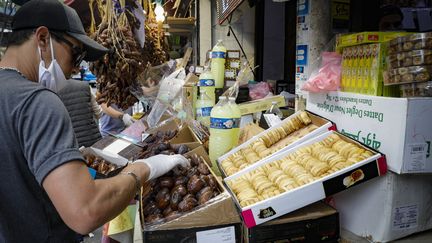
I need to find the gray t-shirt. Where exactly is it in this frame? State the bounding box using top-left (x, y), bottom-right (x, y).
top-left (0, 70), bottom-right (85, 242)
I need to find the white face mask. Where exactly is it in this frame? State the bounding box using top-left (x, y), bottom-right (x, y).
top-left (38, 37), bottom-right (68, 92)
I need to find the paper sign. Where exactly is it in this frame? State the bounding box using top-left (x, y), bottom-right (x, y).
top-left (406, 143), bottom-right (427, 172)
top-left (196, 226), bottom-right (235, 243)
top-left (263, 113), bottom-right (282, 127)
top-left (103, 139), bottom-right (132, 155)
top-left (393, 205), bottom-right (418, 230)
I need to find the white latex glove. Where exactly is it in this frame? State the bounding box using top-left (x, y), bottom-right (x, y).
top-left (122, 113), bottom-right (136, 126)
top-left (135, 154), bottom-right (190, 181)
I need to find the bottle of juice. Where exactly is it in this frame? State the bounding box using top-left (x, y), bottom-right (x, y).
top-left (208, 96), bottom-right (233, 175)
top-left (227, 97), bottom-right (241, 148)
top-left (210, 40), bottom-right (227, 89)
top-left (198, 65), bottom-right (216, 104)
top-left (195, 90), bottom-right (213, 127)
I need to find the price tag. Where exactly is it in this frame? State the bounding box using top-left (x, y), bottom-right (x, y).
top-left (406, 143), bottom-right (427, 172)
top-left (263, 114), bottom-right (282, 127)
top-left (196, 226), bottom-right (235, 243)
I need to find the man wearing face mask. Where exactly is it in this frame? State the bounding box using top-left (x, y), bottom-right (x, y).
top-left (0, 0), bottom-right (190, 242)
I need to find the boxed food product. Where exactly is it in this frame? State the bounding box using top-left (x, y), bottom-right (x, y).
top-left (140, 146), bottom-right (240, 231)
top-left (340, 43), bottom-right (386, 96)
top-left (336, 32), bottom-right (408, 50)
top-left (387, 65), bottom-right (432, 85)
top-left (217, 111), bottom-right (335, 178)
top-left (246, 202), bottom-right (339, 243)
top-left (388, 32), bottom-right (432, 54)
top-left (333, 171), bottom-right (432, 242)
top-left (307, 91), bottom-right (432, 174)
top-left (224, 131), bottom-right (387, 228)
top-left (399, 81), bottom-right (432, 97)
top-left (237, 95), bottom-right (286, 115)
top-left (388, 49), bottom-right (432, 69)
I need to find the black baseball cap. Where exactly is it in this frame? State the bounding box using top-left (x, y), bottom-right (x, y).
top-left (12, 0), bottom-right (108, 61)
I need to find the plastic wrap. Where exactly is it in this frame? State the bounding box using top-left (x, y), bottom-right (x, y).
top-left (387, 65), bottom-right (432, 85)
top-left (389, 32), bottom-right (432, 54)
top-left (301, 52), bottom-right (342, 93)
top-left (388, 49), bottom-right (432, 69)
top-left (399, 81), bottom-right (432, 97)
top-left (146, 68), bottom-right (186, 128)
top-left (221, 60), bottom-right (256, 99)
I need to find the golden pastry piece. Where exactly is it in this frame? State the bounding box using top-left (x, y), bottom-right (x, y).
top-left (310, 162), bottom-right (330, 177)
top-left (276, 126), bottom-right (287, 138)
top-left (298, 111), bottom-right (312, 125)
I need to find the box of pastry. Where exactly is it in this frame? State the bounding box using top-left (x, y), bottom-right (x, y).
top-left (223, 131), bottom-right (387, 228)
top-left (217, 111), bottom-right (336, 178)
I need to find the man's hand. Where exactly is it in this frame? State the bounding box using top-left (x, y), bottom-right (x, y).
top-left (134, 154), bottom-right (190, 181)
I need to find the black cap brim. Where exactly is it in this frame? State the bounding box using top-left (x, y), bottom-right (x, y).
top-left (67, 31), bottom-right (108, 62)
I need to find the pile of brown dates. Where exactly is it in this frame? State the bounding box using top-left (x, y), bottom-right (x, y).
top-left (141, 154), bottom-right (220, 224)
top-left (84, 154), bottom-right (118, 176)
top-left (136, 130), bottom-right (191, 159)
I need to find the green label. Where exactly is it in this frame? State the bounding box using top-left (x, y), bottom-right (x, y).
top-left (340, 128), bottom-right (382, 149)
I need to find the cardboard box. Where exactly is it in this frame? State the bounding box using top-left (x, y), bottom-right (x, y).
top-left (336, 32), bottom-right (409, 50)
top-left (238, 96), bottom-right (286, 115)
top-left (142, 223), bottom-right (243, 243)
top-left (307, 91), bottom-right (432, 174)
top-left (333, 171), bottom-right (432, 242)
top-left (182, 73), bottom-right (198, 117)
top-left (224, 131), bottom-right (387, 228)
top-left (246, 202), bottom-right (339, 243)
top-left (140, 146), bottom-right (241, 231)
top-left (217, 111), bottom-right (335, 178)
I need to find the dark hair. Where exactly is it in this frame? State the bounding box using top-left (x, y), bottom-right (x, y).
top-left (7, 28), bottom-right (35, 47)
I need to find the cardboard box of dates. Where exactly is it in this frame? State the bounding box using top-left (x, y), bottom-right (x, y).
top-left (224, 131), bottom-right (387, 228)
top-left (139, 146), bottom-right (241, 232)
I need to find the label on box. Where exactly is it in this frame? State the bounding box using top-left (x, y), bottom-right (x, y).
top-left (230, 61), bottom-right (240, 69)
top-left (322, 161), bottom-right (379, 196)
top-left (227, 51), bottom-right (240, 59)
top-left (263, 114), bottom-right (282, 127)
top-left (406, 143), bottom-right (427, 172)
top-left (210, 118), bottom-right (240, 129)
top-left (103, 139), bottom-right (131, 155)
top-left (225, 70), bottom-right (236, 79)
top-left (393, 205), bottom-right (418, 230)
top-left (196, 226), bottom-right (235, 243)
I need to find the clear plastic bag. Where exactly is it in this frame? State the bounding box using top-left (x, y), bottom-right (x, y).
top-left (221, 59), bottom-right (256, 99)
top-left (146, 68), bottom-right (186, 128)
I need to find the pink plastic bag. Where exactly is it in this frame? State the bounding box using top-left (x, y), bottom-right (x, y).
top-left (301, 52), bottom-right (342, 93)
top-left (249, 82), bottom-right (272, 100)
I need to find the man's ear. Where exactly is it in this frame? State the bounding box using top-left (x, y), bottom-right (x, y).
top-left (34, 26), bottom-right (50, 52)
